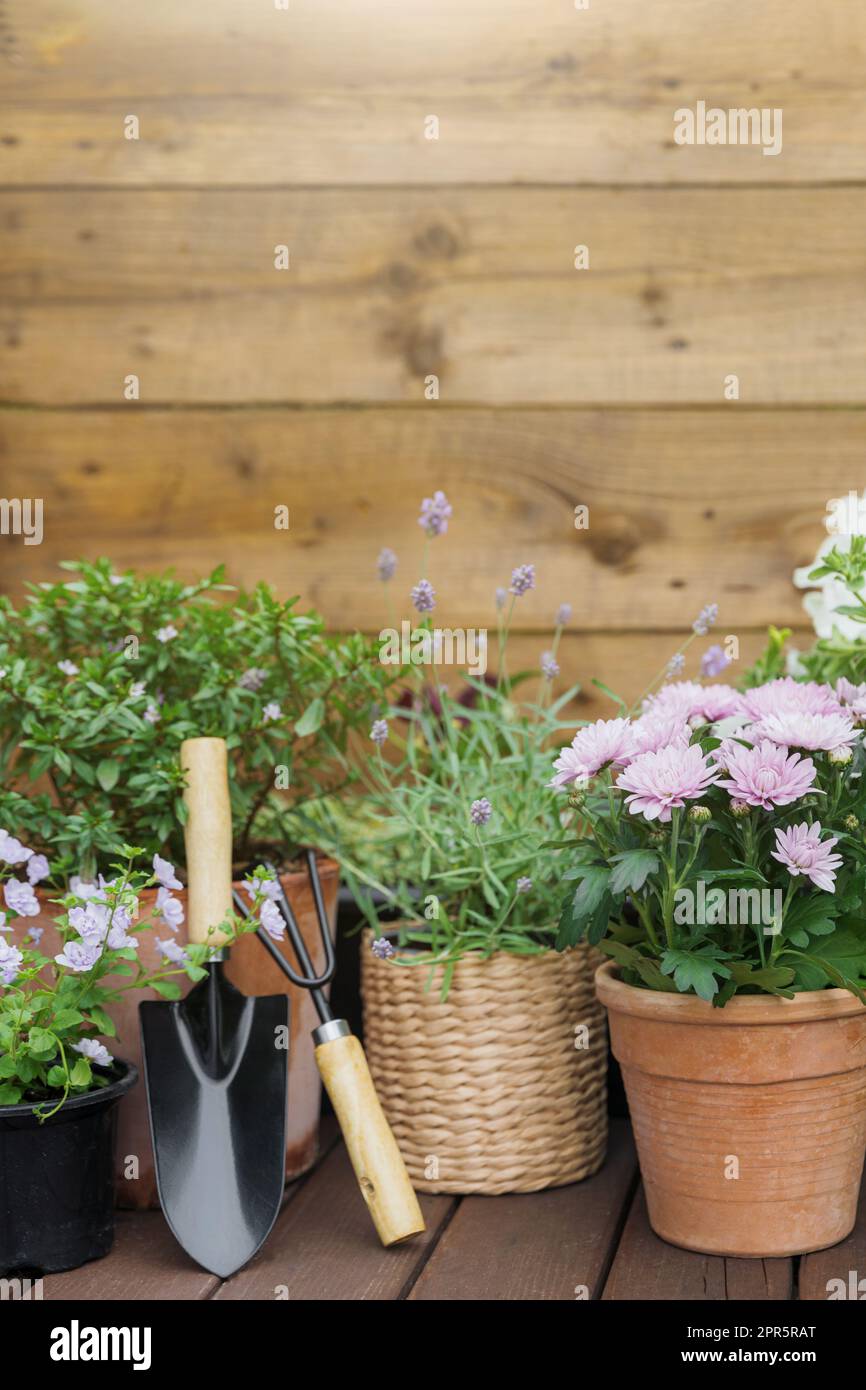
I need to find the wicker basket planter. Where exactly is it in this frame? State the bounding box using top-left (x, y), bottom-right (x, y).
top-left (361, 929), bottom-right (608, 1194)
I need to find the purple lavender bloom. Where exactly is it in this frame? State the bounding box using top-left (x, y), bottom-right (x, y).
top-left (260, 899), bottom-right (286, 942)
top-left (370, 719), bottom-right (389, 747)
top-left (26, 853), bottom-right (49, 884)
top-left (541, 651), bottom-right (560, 680)
top-left (156, 886), bottom-right (184, 933)
top-left (4, 878), bottom-right (39, 918)
top-left (509, 564), bottom-right (536, 598)
top-left (700, 644), bottom-right (730, 678)
top-left (418, 490), bottom-right (453, 538)
top-left (495, 587), bottom-right (508, 612)
top-left (555, 603), bottom-right (572, 627)
top-left (143, 704), bottom-right (161, 724)
top-left (157, 938), bottom-right (189, 965)
top-left (470, 797), bottom-right (493, 826)
top-left (516, 877), bottom-right (533, 894)
top-left (239, 667), bottom-right (267, 692)
top-left (153, 854), bottom-right (182, 890)
top-left (73, 1038), bottom-right (114, 1068)
top-left (55, 939), bottom-right (101, 972)
top-left (692, 603), bottom-right (719, 636)
top-left (263, 702), bottom-right (281, 722)
top-left (411, 578), bottom-right (436, 614)
top-left (371, 937), bottom-right (395, 960)
top-left (377, 547), bottom-right (398, 582)
top-left (666, 653), bottom-right (686, 678)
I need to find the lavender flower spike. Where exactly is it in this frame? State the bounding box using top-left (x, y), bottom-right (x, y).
top-left (470, 798), bottom-right (493, 826)
top-left (541, 651), bottom-right (560, 680)
top-left (555, 602), bottom-right (572, 627)
top-left (418, 490), bottom-right (453, 538)
top-left (495, 587), bottom-right (508, 612)
top-left (692, 603), bottom-right (719, 636)
top-left (516, 877), bottom-right (533, 894)
top-left (701, 644), bottom-right (730, 678)
top-left (370, 719), bottom-right (389, 747)
top-left (509, 564), bottom-right (536, 597)
top-left (371, 937), bottom-right (395, 960)
top-left (377, 547), bottom-right (398, 582)
top-left (411, 578), bottom-right (436, 614)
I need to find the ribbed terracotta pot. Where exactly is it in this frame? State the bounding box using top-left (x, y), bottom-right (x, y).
top-left (596, 959), bottom-right (866, 1257)
top-left (361, 929), bottom-right (608, 1194)
top-left (32, 858), bottom-right (339, 1209)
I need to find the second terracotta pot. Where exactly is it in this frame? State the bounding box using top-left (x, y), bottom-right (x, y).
top-left (32, 858), bottom-right (339, 1209)
top-left (596, 959), bottom-right (866, 1257)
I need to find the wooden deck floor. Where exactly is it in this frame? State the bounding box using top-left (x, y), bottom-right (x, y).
top-left (39, 1120), bottom-right (864, 1301)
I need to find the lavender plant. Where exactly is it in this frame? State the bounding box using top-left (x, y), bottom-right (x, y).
top-left (0, 559), bottom-right (390, 877)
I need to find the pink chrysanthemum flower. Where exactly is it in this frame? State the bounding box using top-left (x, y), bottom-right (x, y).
top-left (624, 712), bottom-right (692, 761)
top-left (549, 718), bottom-right (634, 788)
top-left (646, 681), bottom-right (743, 725)
top-left (771, 822), bottom-right (843, 892)
top-left (835, 678), bottom-right (866, 720)
top-left (715, 740), bottom-right (819, 810)
top-left (616, 744), bottom-right (721, 822)
top-left (747, 710), bottom-right (860, 753)
top-left (739, 678), bottom-right (842, 722)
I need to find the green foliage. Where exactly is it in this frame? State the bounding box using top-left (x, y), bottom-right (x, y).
top-left (0, 559), bottom-right (390, 874)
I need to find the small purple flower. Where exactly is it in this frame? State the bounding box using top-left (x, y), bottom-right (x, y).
top-left (156, 886), bottom-right (184, 933)
top-left (107, 917), bottom-right (137, 950)
top-left (411, 578), bottom-right (436, 614)
top-left (73, 1038), bottom-right (114, 1068)
top-left (509, 564), bottom-right (536, 597)
top-left (157, 938), bottom-right (189, 965)
top-left (153, 854), bottom-right (182, 891)
top-left (495, 587), bottom-right (508, 612)
top-left (106, 637), bottom-right (124, 654)
top-left (0, 911), bottom-right (7, 933)
top-left (68, 903), bottom-right (109, 945)
top-left (26, 853), bottom-right (49, 885)
top-left (129, 681), bottom-right (146, 699)
top-left (263, 701), bottom-right (281, 722)
top-left (666, 653), bottom-right (685, 678)
top-left (700, 644), bottom-right (730, 679)
top-left (143, 704), bottom-right (161, 724)
top-left (260, 898), bottom-right (286, 942)
top-left (27, 926), bottom-right (43, 946)
top-left (371, 937), bottom-right (395, 960)
top-left (541, 651), bottom-right (559, 681)
top-left (0, 938), bottom-right (23, 985)
top-left (516, 877), bottom-right (533, 894)
top-left (0, 830), bottom-right (33, 866)
top-left (4, 878), bottom-right (39, 918)
top-left (370, 719), bottom-right (389, 747)
top-left (555, 603), bottom-right (572, 627)
top-left (156, 624), bottom-right (178, 644)
top-left (692, 603), bottom-right (719, 637)
top-left (377, 547), bottom-right (398, 582)
top-left (418, 490), bottom-right (453, 538)
top-left (470, 797), bottom-right (493, 826)
top-left (243, 876), bottom-right (280, 902)
top-left (57, 659), bottom-right (79, 676)
top-left (239, 667), bottom-right (267, 692)
top-left (55, 939), bottom-right (101, 973)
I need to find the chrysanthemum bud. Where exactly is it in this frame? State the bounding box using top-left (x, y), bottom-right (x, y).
top-left (567, 786), bottom-right (587, 810)
top-left (828, 745), bottom-right (853, 767)
top-left (688, 804), bottom-right (711, 823)
top-left (844, 813), bottom-right (860, 832)
top-left (729, 799), bottom-right (751, 818)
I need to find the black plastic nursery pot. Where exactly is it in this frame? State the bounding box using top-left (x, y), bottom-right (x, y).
top-left (0, 1060), bottom-right (138, 1275)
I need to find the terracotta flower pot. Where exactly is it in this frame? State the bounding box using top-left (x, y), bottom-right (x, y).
top-left (361, 929), bottom-right (609, 1194)
top-left (596, 959), bottom-right (866, 1257)
top-left (31, 858), bottom-right (339, 1209)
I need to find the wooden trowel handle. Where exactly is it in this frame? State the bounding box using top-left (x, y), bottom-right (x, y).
top-left (315, 1030), bottom-right (425, 1246)
top-left (181, 737), bottom-right (233, 948)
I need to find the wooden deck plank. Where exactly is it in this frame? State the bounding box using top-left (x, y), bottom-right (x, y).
top-left (602, 1187), bottom-right (793, 1301)
top-left (3, 189), bottom-right (866, 406)
top-left (799, 1180), bottom-right (866, 1302)
top-left (3, 0), bottom-right (865, 185)
top-left (211, 1141), bottom-right (454, 1301)
top-left (407, 1119), bottom-right (636, 1301)
top-left (41, 1210), bottom-right (219, 1301)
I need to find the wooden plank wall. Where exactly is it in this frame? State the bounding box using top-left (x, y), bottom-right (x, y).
top-left (1, 1), bottom-right (862, 716)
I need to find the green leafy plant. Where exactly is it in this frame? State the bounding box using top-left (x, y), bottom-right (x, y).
top-left (0, 559), bottom-right (390, 878)
top-left (0, 838), bottom-right (275, 1116)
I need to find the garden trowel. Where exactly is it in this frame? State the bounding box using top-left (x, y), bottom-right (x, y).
top-left (140, 737), bottom-right (288, 1278)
